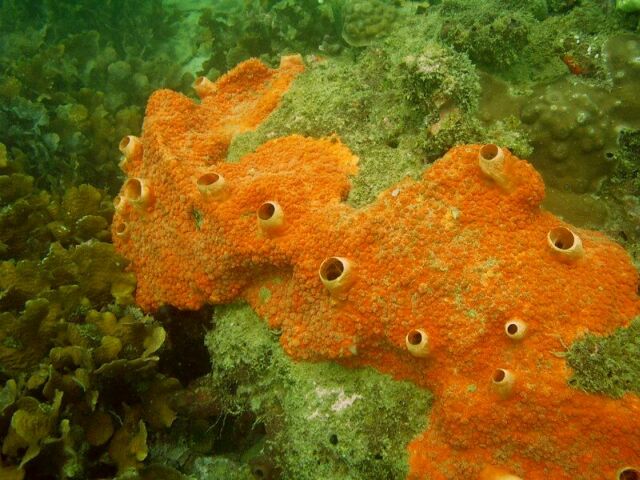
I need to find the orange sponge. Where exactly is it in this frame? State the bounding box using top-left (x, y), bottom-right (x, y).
top-left (113, 57), bottom-right (640, 479)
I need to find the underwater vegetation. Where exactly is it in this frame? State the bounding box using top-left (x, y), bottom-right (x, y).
top-left (0, 0), bottom-right (193, 193)
top-left (1, 0), bottom-right (640, 479)
top-left (0, 146), bottom-right (193, 478)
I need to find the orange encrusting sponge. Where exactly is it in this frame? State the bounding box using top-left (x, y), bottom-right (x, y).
top-left (113, 56), bottom-right (640, 479)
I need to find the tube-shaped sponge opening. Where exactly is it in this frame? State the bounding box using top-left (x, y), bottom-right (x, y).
top-left (548, 226), bottom-right (584, 261)
top-left (319, 257), bottom-right (353, 294)
top-left (406, 328), bottom-right (429, 357)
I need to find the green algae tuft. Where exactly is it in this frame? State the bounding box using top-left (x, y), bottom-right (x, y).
top-left (567, 317), bottom-right (640, 397)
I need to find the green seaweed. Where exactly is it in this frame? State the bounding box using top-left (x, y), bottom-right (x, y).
top-left (197, 0), bottom-right (345, 74)
top-left (567, 317), bottom-right (640, 397)
top-left (227, 27), bottom-right (499, 206)
top-left (0, 1), bottom-right (189, 193)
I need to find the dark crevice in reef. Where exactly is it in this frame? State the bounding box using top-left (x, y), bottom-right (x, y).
top-left (156, 305), bottom-right (213, 385)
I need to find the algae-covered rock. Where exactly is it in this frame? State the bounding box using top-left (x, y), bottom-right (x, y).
top-left (342, 0), bottom-right (398, 47)
top-left (192, 457), bottom-right (252, 480)
top-left (2, 0), bottom-right (640, 477)
top-left (401, 42), bottom-right (480, 120)
top-left (437, 0), bottom-right (629, 83)
top-left (567, 317), bottom-right (640, 397)
top-left (439, 0), bottom-right (533, 69)
top-left (227, 53), bottom-right (424, 207)
top-left (200, 303), bottom-right (432, 479)
top-left (228, 34), bottom-right (488, 206)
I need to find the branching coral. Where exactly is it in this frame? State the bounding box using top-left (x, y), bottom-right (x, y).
top-left (114, 56), bottom-right (640, 478)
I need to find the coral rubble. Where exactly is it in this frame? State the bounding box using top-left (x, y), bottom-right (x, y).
top-left (114, 57), bottom-right (640, 478)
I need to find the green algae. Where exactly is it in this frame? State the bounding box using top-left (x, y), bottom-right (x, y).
top-left (439, 0), bottom-right (534, 70)
top-left (191, 457), bottom-right (252, 480)
top-left (341, 0), bottom-right (398, 47)
top-left (0, 0), bottom-right (190, 193)
top-left (567, 317), bottom-right (640, 397)
top-left (617, 0), bottom-right (640, 13)
top-left (203, 302), bottom-right (432, 479)
top-left (0, 149), bottom-right (189, 478)
top-left (196, 0), bottom-right (345, 74)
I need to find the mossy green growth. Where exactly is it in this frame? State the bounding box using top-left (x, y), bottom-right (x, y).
top-left (227, 54), bottom-right (425, 207)
top-left (196, 0), bottom-right (344, 74)
top-left (0, 143), bottom-right (7, 168)
top-left (596, 127), bottom-right (640, 266)
top-left (401, 42), bottom-right (480, 120)
top-left (227, 23), bottom-right (489, 206)
top-left (341, 0), bottom-right (398, 47)
top-left (436, 0), bottom-right (631, 83)
top-left (204, 303), bottom-right (432, 480)
top-left (192, 457), bottom-right (252, 480)
top-left (438, 0), bottom-right (533, 70)
top-left (566, 317), bottom-right (640, 397)
top-left (225, 3), bottom-right (545, 206)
